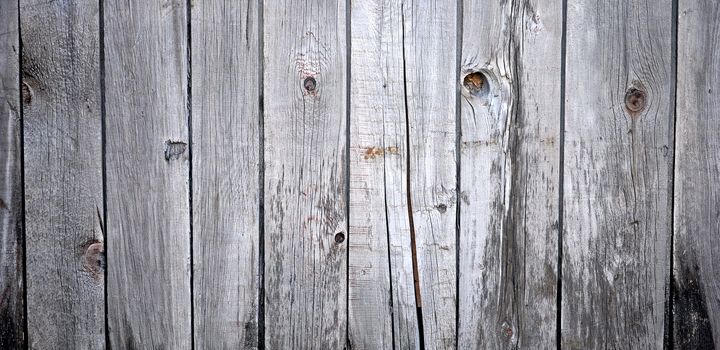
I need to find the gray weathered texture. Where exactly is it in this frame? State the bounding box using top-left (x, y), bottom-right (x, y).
top-left (0, 1), bottom-right (23, 348)
top-left (104, 0), bottom-right (191, 348)
top-left (562, 0), bottom-right (674, 348)
top-left (457, 0), bottom-right (561, 348)
top-left (349, 0), bottom-right (419, 348)
top-left (191, 0), bottom-right (260, 348)
top-left (262, 0), bottom-right (348, 348)
top-left (20, 0), bottom-right (104, 348)
top-left (402, 2), bottom-right (458, 348)
top-left (674, 0), bottom-right (720, 348)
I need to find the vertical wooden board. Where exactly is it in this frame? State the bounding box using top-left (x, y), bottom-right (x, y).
top-left (401, 1), bottom-right (457, 349)
top-left (562, 0), bottom-right (674, 348)
top-left (674, 1), bottom-right (720, 348)
top-left (20, 0), bottom-right (104, 348)
top-left (262, 0), bottom-right (348, 348)
top-left (0, 1), bottom-right (23, 347)
top-left (191, 0), bottom-right (260, 348)
top-left (104, 0), bottom-right (191, 348)
top-left (458, 0), bottom-right (561, 348)
top-left (349, 0), bottom-right (419, 348)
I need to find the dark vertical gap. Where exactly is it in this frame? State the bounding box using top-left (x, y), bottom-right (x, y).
top-left (454, 0), bottom-right (463, 348)
top-left (666, 0), bottom-right (679, 348)
top-left (257, 0), bottom-right (266, 348)
top-left (344, 0), bottom-right (351, 347)
top-left (399, 4), bottom-right (424, 350)
top-left (185, 0), bottom-right (194, 348)
top-left (98, 0), bottom-right (109, 348)
top-left (17, 0), bottom-right (28, 348)
top-left (557, 0), bottom-right (567, 347)
top-left (382, 155), bottom-right (396, 350)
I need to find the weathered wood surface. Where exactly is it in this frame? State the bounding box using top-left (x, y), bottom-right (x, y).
top-left (674, 0), bottom-right (720, 348)
top-left (349, 0), bottom-right (419, 348)
top-left (0, 1), bottom-right (23, 348)
top-left (104, 0), bottom-right (191, 348)
top-left (262, 0), bottom-right (348, 348)
top-left (191, 0), bottom-right (260, 348)
top-left (457, 0), bottom-right (561, 348)
top-left (562, 0), bottom-right (674, 348)
top-left (20, 0), bottom-right (104, 348)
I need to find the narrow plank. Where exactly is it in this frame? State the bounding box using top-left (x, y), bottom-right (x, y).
top-left (674, 1), bottom-right (720, 347)
top-left (349, 0), bottom-right (418, 348)
top-left (191, 0), bottom-right (260, 348)
top-left (457, 0), bottom-right (561, 348)
top-left (20, 0), bottom-right (104, 348)
top-left (402, 1), bottom-right (457, 348)
top-left (562, 0), bottom-right (674, 347)
top-left (104, 0), bottom-right (191, 348)
top-left (0, 1), bottom-right (24, 347)
top-left (262, 0), bottom-right (348, 347)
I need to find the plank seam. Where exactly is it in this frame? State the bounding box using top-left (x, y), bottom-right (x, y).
top-left (344, 0), bottom-right (351, 347)
top-left (667, 0), bottom-right (679, 347)
top-left (557, 0), bottom-right (568, 347)
top-left (99, 0), bottom-right (109, 347)
top-left (257, 0), bottom-right (266, 347)
top-left (185, 0), bottom-right (195, 348)
top-left (16, 0), bottom-right (28, 347)
top-left (454, 0), bottom-right (463, 348)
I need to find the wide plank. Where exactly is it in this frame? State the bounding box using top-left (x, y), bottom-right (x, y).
top-left (262, 0), bottom-right (348, 347)
top-left (457, 0), bottom-right (562, 348)
top-left (104, 0), bottom-right (191, 348)
top-left (349, 0), bottom-right (418, 348)
top-left (20, 0), bottom-right (104, 348)
top-left (674, 0), bottom-right (720, 347)
top-left (0, 1), bottom-right (23, 347)
top-left (562, 0), bottom-right (674, 347)
top-left (191, 0), bottom-right (260, 348)
top-left (402, 1), bottom-right (458, 348)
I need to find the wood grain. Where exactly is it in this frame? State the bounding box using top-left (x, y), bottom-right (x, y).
top-left (262, 0), bottom-right (348, 347)
top-left (674, 0), bottom-right (720, 348)
top-left (457, 0), bottom-right (561, 348)
top-left (0, 1), bottom-right (24, 348)
top-left (401, 1), bottom-right (458, 348)
top-left (104, 0), bottom-right (191, 348)
top-left (191, 0), bottom-right (260, 348)
top-left (349, 0), bottom-right (419, 348)
top-left (20, 0), bottom-right (104, 348)
top-left (562, 0), bottom-right (674, 348)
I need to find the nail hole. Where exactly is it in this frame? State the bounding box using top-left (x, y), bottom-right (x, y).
top-left (303, 77), bottom-right (317, 92)
top-left (334, 232), bottom-right (345, 244)
top-left (463, 71), bottom-right (489, 98)
top-left (624, 87), bottom-right (647, 113)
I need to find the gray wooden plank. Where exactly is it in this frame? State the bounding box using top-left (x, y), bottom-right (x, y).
top-left (0, 1), bottom-right (24, 348)
top-left (674, 0), bottom-right (720, 348)
top-left (191, 0), bottom-right (260, 348)
top-left (457, 0), bottom-right (561, 348)
top-left (104, 0), bottom-right (191, 348)
top-left (262, 0), bottom-right (348, 347)
top-left (20, 0), bottom-right (104, 348)
top-left (401, 1), bottom-right (458, 348)
top-left (562, 0), bottom-right (674, 348)
top-left (348, 0), bottom-right (418, 348)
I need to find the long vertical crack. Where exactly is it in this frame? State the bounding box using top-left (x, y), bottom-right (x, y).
top-left (399, 4), bottom-right (425, 349)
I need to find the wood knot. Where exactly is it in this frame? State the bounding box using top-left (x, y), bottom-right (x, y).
top-left (624, 87), bottom-right (647, 114)
top-left (81, 240), bottom-right (104, 279)
top-left (436, 203), bottom-right (447, 213)
top-left (463, 72), bottom-right (485, 93)
top-left (334, 232), bottom-right (345, 244)
top-left (303, 77), bottom-right (317, 92)
top-left (164, 140), bottom-right (187, 161)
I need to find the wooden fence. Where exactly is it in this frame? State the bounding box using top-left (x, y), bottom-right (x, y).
top-left (0, 0), bottom-right (718, 348)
